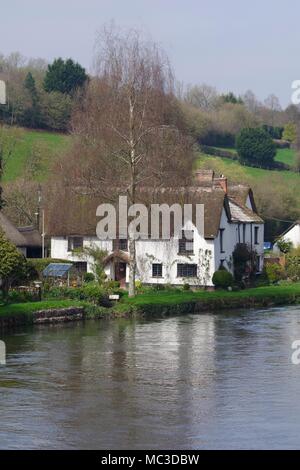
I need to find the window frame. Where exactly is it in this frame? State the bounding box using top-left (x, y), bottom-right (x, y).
top-left (152, 263), bottom-right (163, 278)
top-left (219, 228), bottom-right (225, 253)
top-left (178, 230), bottom-right (194, 255)
top-left (177, 263), bottom-right (197, 278)
top-left (254, 226), bottom-right (259, 245)
top-left (68, 236), bottom-right (83, 252)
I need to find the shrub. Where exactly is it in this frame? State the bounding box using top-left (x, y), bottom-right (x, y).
top-left (46, 284), bottom-right (109, 306)
top-left (6, 289), bottom-right (39, 304)
top-left (212, 269), bottom-right (234, 289)
top-left (84, 272), bottom-right (95, 283)
top-left (286, 255), bottom-right (300, 282)
top-left (135, 280), bottom-right (143, 291)
top-left (276, 238), bottom-right (292, 254)
top-left (182, 283), bottom-right (191, 291)
top-left (104, 280), bottom-right (121, 290)
top-left (236, 127), bottom-right (276, 168)
top-left (265, 263), bottom-right (286, 283)
top-left (282, 122), bottom-right (297, 143)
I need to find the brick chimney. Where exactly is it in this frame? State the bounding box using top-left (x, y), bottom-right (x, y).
top-left (195, 170), bottom-right (214, 186)
top-left (214, 174), bottom-right (228, 193)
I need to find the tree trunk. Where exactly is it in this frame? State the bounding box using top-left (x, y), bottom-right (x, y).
top-left (128, 236), bottom-right (136, 297)
top-left (128, 98), bottom-right (136, 297)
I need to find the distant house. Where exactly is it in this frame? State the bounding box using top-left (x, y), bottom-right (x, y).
top-left (0, 212), bottom-right (42, 258)
top-left (49, 171), bottom-right (264, 288)
top-left (276, 221), bottom-right (300, 250)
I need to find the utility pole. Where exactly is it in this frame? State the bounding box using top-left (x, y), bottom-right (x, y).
top-left (35, 185), bottom-right (46, 258)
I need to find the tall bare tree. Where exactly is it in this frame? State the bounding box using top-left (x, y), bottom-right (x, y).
top-left (63, 26), bottom-right (193, 296)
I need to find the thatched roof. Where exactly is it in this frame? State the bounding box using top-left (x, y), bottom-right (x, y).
top-left (18, 226), bottom-right (42, 247)
top-left (103, 250), bottom-right (130, 266)
top-left (46, 176), bottom-right (262, 239)
top-left (46, 186), bottom-right (229, 239)
top-left (0, 212), bottom-right (27, 247)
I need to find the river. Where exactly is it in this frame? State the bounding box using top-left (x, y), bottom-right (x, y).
top-left (1, 306), bottom-right (300, 449)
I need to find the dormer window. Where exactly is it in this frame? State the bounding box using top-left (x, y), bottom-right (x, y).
top-left (178, 230), bottom-right (194, 255)
top-left (68, 236), bottom-right (83, 251)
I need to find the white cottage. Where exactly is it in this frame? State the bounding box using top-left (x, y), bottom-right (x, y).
top-left (50, 171), bottom-right (264, 288)
top-left (276, 221), bottom-right (300, 250)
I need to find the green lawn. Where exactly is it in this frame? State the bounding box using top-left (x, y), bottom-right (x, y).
top-left (196, 151), bottom-right (300, 185)
top-left (210, 146), bottom-right (296, 168)
top-left (275, 147), bottom-right (296, 167)
top-left (0, 300), bottom-right (85, 318)
top-left (122, 283), bottom-right (300, 307)
top-left (3, 128), bottom-right (70, 182)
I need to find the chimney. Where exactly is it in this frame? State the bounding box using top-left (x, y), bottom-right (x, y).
top-left (215, 174), bottom-right (228, 194)
top-left (195, 170), bottom-right (214, 186)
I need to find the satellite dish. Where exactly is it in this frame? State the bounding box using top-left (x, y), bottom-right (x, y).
top-left (0, 80), bottom-right (6, 105)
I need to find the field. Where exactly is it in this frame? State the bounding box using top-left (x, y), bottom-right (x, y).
top-left (2, 128), bottom-right (70, 182)
top-left (196, 148), bottom-right (300, 186)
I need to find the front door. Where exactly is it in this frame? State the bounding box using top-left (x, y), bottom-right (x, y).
top-left (115, 262), bottom-right (127, 287)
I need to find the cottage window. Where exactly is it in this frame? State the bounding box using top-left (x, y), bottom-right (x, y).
top-left (74, 262), bottom-right (87, 273)
top-left (68, 236), bottom-right (83, 251)
top-left (254, 226), bottom-right (259, 245)
top-left (152, 263), bottom-right (163, 278)
top-left (177, 264), bottom-right (197, 278)
top-left (219, 228), bottom-right (225, 253)
top-left (242, 224), bottom-right (246, 243)
top-left (178, 231), bottom-right (194, 255)
top-left (113, 239), bottom-right (128, 251)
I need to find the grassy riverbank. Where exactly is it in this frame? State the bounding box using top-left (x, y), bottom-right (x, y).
top-left (0, 300), bottom-right (86, 318)
top-left (122, 283), bottom-right (300, 306)
top-left (1, 283), bottom-right (300, 326)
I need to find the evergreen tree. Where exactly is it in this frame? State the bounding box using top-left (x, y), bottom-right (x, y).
top-left (236, 127), bottom-right (276, 168)
top-left (43, 58), bottom-right (88, 95)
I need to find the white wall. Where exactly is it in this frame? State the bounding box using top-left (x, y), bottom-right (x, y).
top-left (50, 208), bottom-right (264, 286)
top-left (134, 223), bottom-right (215, 287)
top-left (282, 224), bottom-right (300, 248)
top-left (51, 237), bottom-right (112, 273)
top-left (214, 211), bottom-right (264, 274)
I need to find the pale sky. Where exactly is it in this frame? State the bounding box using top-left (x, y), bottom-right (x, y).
top-left (1, 0), bottom-right (300, 106)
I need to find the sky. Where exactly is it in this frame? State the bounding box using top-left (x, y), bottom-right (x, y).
top-left (1, 0), bottom-right (300, 107)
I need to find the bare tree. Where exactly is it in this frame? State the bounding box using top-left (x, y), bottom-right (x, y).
top-left (242, 89), bottom-right (260, 114)
top-left (264, 94), bottom-right (281, 126)
top-left (65, 26), bottom-right (193, 297)
top-left (184, 83), bottom-right (218, 111)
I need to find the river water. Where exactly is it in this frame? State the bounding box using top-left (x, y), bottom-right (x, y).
top-left (1, 306), bottom-right (300, 449)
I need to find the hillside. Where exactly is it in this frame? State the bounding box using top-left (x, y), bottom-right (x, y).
top-left (2, 128), bottom-right (70, 182)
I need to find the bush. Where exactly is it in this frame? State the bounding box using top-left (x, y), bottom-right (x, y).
top-left (182, 283), bottom-right (191, 291)
top-left (46, 284), bottom-right (109, 306)
top-left (6, 289), bottom-right (39, 304)
top-left (212, 270), bottom-right (234, 289)
top-left (236, 127), bottom-right (276, 168)
top-left (265, 263), bottom-right (286, 283)
top-left (84, 272), bottom-right (95, 283)
top-left (286, 255), bottom-right (300, 282)
top-left (276, 238), bottom-right (292, 254)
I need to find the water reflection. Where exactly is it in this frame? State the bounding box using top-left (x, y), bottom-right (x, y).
top-left (1, 307), bottom-right (300, 449)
